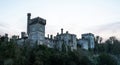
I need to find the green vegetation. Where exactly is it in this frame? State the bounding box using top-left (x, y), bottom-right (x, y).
top-left (0, 36), bottom-right (120, 65)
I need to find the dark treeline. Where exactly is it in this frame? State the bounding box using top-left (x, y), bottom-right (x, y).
top-left (0, 36), bottom-right (120, 65)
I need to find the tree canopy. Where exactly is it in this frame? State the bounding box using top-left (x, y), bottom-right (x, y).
top-left (0, 36), bottom-right (120, 65)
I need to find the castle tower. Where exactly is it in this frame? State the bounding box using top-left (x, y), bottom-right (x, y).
top-left (27, 13), bottom-right (46, 44)
top-left (81, 33), bottom-right (95, 49)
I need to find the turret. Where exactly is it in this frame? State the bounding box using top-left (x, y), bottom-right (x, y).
top-left (27, 13), bottom-right (31, 35)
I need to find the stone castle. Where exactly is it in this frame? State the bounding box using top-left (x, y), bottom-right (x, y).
top-left (14, 13), bottom-right (95, 51)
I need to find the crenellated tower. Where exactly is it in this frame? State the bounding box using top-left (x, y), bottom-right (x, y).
top-left (27, 13), bottom-right (46, 44)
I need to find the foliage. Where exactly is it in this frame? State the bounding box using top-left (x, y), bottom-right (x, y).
top-left (97, 53), bottom-right (118, 65)
top-left (0, 36), bottom-right (120, 65)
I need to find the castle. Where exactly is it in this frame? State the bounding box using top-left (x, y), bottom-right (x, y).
top-left (15, 13), bottom-right (95, 51)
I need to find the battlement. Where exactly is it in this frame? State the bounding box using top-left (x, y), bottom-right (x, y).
top-left (30, 17), bottom-right (46, 25)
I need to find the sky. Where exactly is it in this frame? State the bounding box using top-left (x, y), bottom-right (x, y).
top-left (0, 0), bottom-right (120, 40)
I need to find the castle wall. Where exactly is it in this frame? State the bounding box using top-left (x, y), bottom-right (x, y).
top-left (78, 39), bottom-right (89, 50)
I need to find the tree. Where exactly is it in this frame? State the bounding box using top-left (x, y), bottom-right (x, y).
top-left (94, 36), bottom-right (103, 54)
top-left (97, 53), bottom-right (118, 65)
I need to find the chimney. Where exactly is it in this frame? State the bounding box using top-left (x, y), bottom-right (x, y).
top-left (61, 28), bottom-right (63, 34)
top-left (50, 35), bottom-right (53, 39)
top-left (66, 31), bottom-right (68, 34)
top-left (27, 13), bottom-right (31, 21)
top-left (57, 32), bottom-right (59, 35)
top-left (21, 32), bottom-right (26, 38)
top-left (27, 13), bottom-right (31, 35)
top-left (47, 34), bottom-right (49, 38)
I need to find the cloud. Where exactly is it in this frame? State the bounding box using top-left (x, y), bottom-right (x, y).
top-left (89, 22), bottom-right (120, 40)
top-left (0, 21), bottom-right (24, 37)
top-left (96, 22), bottom-right (120, 31)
